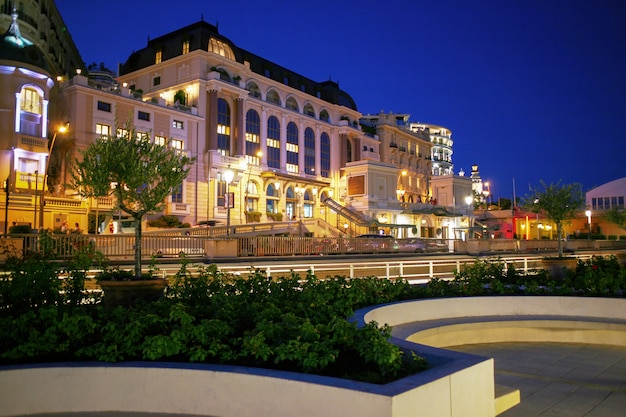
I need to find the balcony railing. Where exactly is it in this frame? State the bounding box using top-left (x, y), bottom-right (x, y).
top-left (18, 134), bottom-right (48, 151)
top-left (15, 171), bottom-right (44, 191)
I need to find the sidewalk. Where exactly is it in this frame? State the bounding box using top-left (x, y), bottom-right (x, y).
top-left (451, 342), bottom-right (626, 416)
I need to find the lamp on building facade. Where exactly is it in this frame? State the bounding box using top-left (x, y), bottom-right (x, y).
top-left (585, 210), bottom-right (592, 243)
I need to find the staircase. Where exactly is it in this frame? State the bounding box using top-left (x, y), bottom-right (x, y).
top-left (321, 197), bottom-right (378, 227)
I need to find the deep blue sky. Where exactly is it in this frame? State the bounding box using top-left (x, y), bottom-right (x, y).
top-left (55, 0), bottom-right (626, 201)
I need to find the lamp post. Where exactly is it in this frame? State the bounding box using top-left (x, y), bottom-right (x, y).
top-left (585, 210), bottom-right (592, 244)
top-left (224, 167), bottom-right (234, 235)
top-left (40, 123), bottom-right (68, 229)
top-left (534, 199), bottom-right (540, 240)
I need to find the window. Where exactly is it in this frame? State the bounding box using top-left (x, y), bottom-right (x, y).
top-left (217, 98), bottom-right (230, 156)
top-left (172, 120), bottom-right (184, 129)
top-left (97, 101), bottom-right (111, 112)
top-left (153, 76), bottom-right (161, 86)
top-left (286, 122), bottom-right (299, 174)
top-left (171, 138), bottom-right (184, 151)
top-left (182, 40), bottom-right (190, 54)
top-left (169, 183), bottom-right (183, 203)
top-left (154, 135), bottom-right (166, 146)
top-left (136, 131), bottom-right (149, 140)
top-left (117, 128), bottom-right (129, 138)
top-left (304, 127), bottom-right (315, 175)
top-left (96, 123), bottom-right (111, 137)
top-left (283, 76), bottom-right (289, 85)
top-left (217, 179), bottom-right (227, 208)
top-left (264, 68), bottom-right (271, 78)
top-left (319, 109), bottom-right (329, 122)
top-left (266, 90), bottom-right (281, 106)
top-left (18, 157), bottom-right (38, 174)
top-left (267, 116), bottom-right (281, 169)
top-left (138, 111), bottom-right (150, 121)
top-left (286, 97), bottom-right (299, 112)
top-left (20, 87), bottom-right (41, 114)
top-left (245, 109), bottom-right (261, 164)
top-left (320, 132), bottom-right (330, 178)
top-left (246, 81), bottom-right (261, 99)
top-left (208, 38), bottom-right (235, 60)
top-left (303, 103), bottom-right (315, 118)
top-left (155, 50), bottom-right (162, 64)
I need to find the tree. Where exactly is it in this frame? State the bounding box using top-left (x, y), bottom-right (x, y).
top-left (604, 207), bottom-right (626, 231)
top-left (70, 131), bottom-right (194, 278)
top-left (523, 180), bottom-right (585, 258)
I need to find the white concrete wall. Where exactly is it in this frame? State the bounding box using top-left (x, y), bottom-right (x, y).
top-left (364, 296), bottom-right (626, 327)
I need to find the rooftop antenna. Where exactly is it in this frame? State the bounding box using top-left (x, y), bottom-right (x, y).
top-left (201, 13), bottom-right (204, 21)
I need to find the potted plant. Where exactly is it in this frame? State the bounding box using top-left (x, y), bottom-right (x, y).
top-left (70, 126), bottom-right (194, 304)
top-left (523, 180), bottom-right (585, 278)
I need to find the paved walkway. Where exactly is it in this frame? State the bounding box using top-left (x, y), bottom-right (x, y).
top-left (449, 342), bottom-right (626, 416)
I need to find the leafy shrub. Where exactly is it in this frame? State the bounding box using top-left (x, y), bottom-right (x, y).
top-left (148, 215), bottom-right (185, 228)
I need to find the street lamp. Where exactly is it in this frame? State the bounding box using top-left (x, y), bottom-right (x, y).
top-left (585, 210), bottom-right (592, 244)
top-left (223, 167), bottom-right (234, 235)
top-left (40, 123), bottom-right (69, 229)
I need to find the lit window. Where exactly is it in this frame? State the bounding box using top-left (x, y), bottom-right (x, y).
top-left (172, 120), bottom-right (184, 129)
top-left (96, 123), bottom-right (111, 137)
top-left (155, 50), bottom-right (162, 64)
top-left (217, 98), bottom-right (230, 156)
top-left (182, 40), bottom-right (190, 54)
top-left (208, 38), bottom-right (234, 60)
top-left (117, 128), bottom-right (129, 138)
top-left (136, 131), bottom-right (149, 140)
top-left (20, 87), bottom-right (41, 114)
top-left (245, 109), bottom-right (261, 164)
top-left (171, 138), bottom-right (184, 150)
top-left (267, 113), bottom-right (281, 169)
top-left (154, 135), bottom-right (166, 146)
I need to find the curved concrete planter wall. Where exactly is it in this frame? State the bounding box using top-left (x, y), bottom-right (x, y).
top-left (2, 296), bottom-right (624, 417)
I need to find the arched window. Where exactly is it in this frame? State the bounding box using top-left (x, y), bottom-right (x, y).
top-left (266, 89), bottom-right (281, 106)
top-left (303, 189), bottom-right (314, 218)
top-left (217, 98), bottom-right (230, 156)
top-left (244, 180), bottom-right (259, 212)
top-left (319, 109), bottom-right (330, 122)
top-left (286, 186), bottom-right (296, 220)
top-left (320, 132), bottom-right (330, 178)
top-left (267, 116), bottom-right (281, 169)
top-left (18, 86), bottom-right (43, 136)
top-left (246, 81), bottom-right (261, 99)
top-left (303, 103), bottom-right (315, 118)
top-left (266, 183), bottom-right (279, 214)
top-left (285, 97), bottom-right (299, 112)
top-left (208, 38), bottom-right (235, 60)
top-left (286, 122), bottom-right (299, 174)
top-left (245, 109), bottom-right (261, 165)
top-left (304, 127), bottom-right (315, 175)
top-left (20, 87), bottom-right (41, 114)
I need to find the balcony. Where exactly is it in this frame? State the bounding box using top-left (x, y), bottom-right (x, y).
top-left (166, 202), bottom-right (190, 216)
top-left (17, 134), bottom-right (48, 152)
top-left (15, 171), bottom-right (44, 191)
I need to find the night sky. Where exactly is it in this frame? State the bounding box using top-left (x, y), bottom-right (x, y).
top-left (55, 0), bottom-right (626, 202)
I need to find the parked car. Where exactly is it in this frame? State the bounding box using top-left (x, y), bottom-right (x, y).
top-left (354, 234), bottom-right (400, 253)
top-left (424, 239), bottom-right (449, 253)
top-left (397, 238), bottom-right (426, 253)
top-left (147, 236), bottom-right (205, 257)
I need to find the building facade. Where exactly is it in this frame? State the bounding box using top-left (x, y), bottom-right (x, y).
top-left (2, 6), bottom-right (473, 240)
